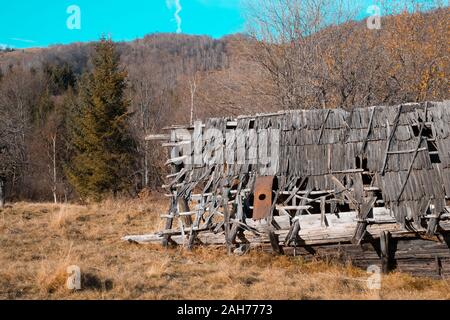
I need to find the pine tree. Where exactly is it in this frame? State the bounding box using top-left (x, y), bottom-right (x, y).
top-left (66, 37), bottom-right (135, 200)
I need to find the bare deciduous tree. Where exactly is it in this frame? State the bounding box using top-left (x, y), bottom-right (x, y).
top-left (0, 67), bottom-right (42, 204)
top-left (189, 74), bottom-right (197, 125)
top-left (240, 0), bottom-right (448, 110)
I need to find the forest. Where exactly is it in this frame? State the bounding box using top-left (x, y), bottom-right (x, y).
top-left (0, 1), bottom-right (448, 205)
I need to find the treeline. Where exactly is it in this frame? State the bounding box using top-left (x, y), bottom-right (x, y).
top-left (0, 2), bottom-right (448, 203)
top-left (0, 34), bottom-right (231, 203)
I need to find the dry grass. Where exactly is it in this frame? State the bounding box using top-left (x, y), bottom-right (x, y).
top-left (1, 193), bottom-right (449, 300)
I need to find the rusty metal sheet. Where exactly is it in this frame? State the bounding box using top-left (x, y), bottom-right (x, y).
top-left (253, 176), bottom-right (274, 220)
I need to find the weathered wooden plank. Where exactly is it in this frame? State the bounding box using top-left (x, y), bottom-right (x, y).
top-left (359, 106), bottom-right (376, 153)
top-left (352, 197), bottom-right (377, 244)
top-left (145, 134), bottom-right (170, 141)
top-left (380, 231), bottom-right (391, 274)
top-left (381, 105), bottom-right (404, 175)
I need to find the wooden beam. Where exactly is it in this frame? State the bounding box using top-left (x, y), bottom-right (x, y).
top-left (388, 147), bottom-right (427, 155)
top-left (285, 190), bottom-right (312, 245)
top-left (396, 103), bottom-right (429, 202)
top-left (222, 180), bottom-right (232, 255)
top-left (145, 134), bottom-right (170, 141)
top-left (380, 230), bottom-right (391, 274)
top-left (187, 197), bottom-right (205, 250)
top-left (269, 231), bottom-right (283, 255)
top-left (381, 104), bottom-right (403, 175)
top-left (276, 205), bottom-right (313, 211)
top-left (163, 130), bottom-right (183, 247)
top-left (352, 197), bottom-right (377, 244)
top-left (435, 256), bottom-right (443, 278)
top-left (162, 141), bottom-right (191, 147)
top-left (317, 109), bottom-right (331, 144)
top-left (165, 155), bottom-right (188, 165)
top-left (320, 196), bottom-right (327, 227)
top-left (360, 106), bottom-right (376, 154)
top-left (426, 215), bottom-right (440, 237)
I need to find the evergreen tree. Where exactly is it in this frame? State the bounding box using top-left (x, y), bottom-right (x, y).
top-left (66, 37), bottom-right (135, 200)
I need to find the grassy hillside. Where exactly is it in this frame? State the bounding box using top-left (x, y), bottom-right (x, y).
top-left (1, 197), bottom-right (449, 299)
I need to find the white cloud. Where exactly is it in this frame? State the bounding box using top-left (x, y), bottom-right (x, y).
top-left (10, 38), bottom-right (36, 44)
top-left (166, 0), bottom-right (183, 34)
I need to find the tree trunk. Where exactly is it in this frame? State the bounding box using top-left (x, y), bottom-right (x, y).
top-left (52, 134), bottom-right (58, 204)
top-left (189, 76), bottom-right (197, 126)
top-left (0, 178), bottom-right (5, 208)
top-left (143, 141), bottom-right (149, 188)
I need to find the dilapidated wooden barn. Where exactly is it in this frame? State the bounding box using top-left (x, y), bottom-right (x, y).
top-left (124, 101), bottom-right (450, 278)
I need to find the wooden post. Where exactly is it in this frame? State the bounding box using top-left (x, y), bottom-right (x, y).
top-left (317, 109), bottom-right (331, 144)
top-left (285, 188), bottom-right (311, 245)
top-left (320, 196), bottom-right (327, 227)
top-left (0, 177), bottom-right (4, 208)
top-left (163, 130), bottom-right (179, 247)
top-left (162, 191), bottom-right (176, 247)
top-left (179, 198), bottom-right (193, 227)
top-left (426, 216), bottom-right (440, 238)
top-left (169, 131), bottom-right (192, 227)
top-left (381, 104), bottom-right (403, 175)
top-left (269, 231), bottom-right (283, 255)
top-left (380, 231), bottom-right (391, 274)
top-left (396, 136), bottom-right (425, 202)
top-left (360, 106), bottom-right (376, 154)
top-left (435, 256), bottom-right (442, 278)
top-left (222, 179), bottom-right (232, 254)
top-left (187, 196), bottom-right (205, 250)
top-left (285, 216), bottom-right (301, 247)
top-left (352, 197), bottom-right (376, 245)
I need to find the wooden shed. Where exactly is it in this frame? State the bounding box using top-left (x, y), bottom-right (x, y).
top-left (124, 101), bottom-right (450, 278)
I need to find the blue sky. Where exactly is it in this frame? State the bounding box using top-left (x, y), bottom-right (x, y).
top-left (0, 0), bottom-right (244, 48)
top-left (0, 0), bottom-right (447, 49)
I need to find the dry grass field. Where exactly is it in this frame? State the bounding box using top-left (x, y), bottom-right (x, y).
top-left (1, 193), bottom-right (450, 300)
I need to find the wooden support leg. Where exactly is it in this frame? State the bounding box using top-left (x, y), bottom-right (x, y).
top-left (352, 197), bottom-right (377, 245)
top-left (269, 231), bottom-right (283, 255)
top-left (380, 231), bottom-right (391, 274)
top-left (222, 180), bottom-right (232, 254)
top-left (229, 190), bottom-right (249, 245)
top-left (163, 190), bottom-right (179, 247)
top-left (187, 196), bottom-right (205, 250)
top-left (187, 216), bottom-right (200, 250)
top-left (352, 221), bottom-right (368, 245)
top-left (236, 229), bottom-right (249, 244)
top-left (320, 196), bottom-right (328, 227)
top-left (426, 216), bottom-right (440, 238)
top-left (285, 219), bottom-right (301, 246)
top-left (0, 177), bottom-right (5, 209)
top-left (435, 256), bottom-right (442, 278)
top-left (180, 198), bottom-right (193, 227)
top-left (164, 131), bottom-right (181, 247)
top-left (162, 216), bottom-right (174, 247)
top-left (229, 223), bottom-right (240, 244)
top-left (271, 219), bottom-right (282, 230)
top-left (285, 188), bottom-right (311, 245)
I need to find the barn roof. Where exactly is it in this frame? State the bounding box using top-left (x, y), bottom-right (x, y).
top-left (164, 100), bottom-right (450, 226)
